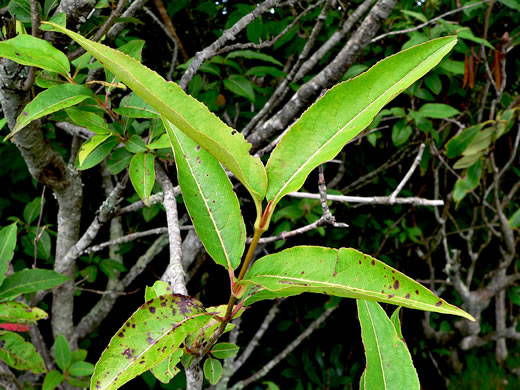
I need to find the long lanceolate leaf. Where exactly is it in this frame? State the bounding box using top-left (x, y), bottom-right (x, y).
top-left (240, 246), bottom-right (474, 321)
top-left (164, 119), bottom-right (246, 271)
top-left (43, 22), bottom-right (268, 220)
top-left (357, 300), bottom-right (420, 390)
top-left (91, 295), bottom-right (213, 390)
top-left (266, 36), bottom-right (457, 208)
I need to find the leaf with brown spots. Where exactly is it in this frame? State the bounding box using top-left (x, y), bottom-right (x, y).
top-left (240, 246), bottom-right (474, 321)
top-left (90, 294), bottom-right (213, 390)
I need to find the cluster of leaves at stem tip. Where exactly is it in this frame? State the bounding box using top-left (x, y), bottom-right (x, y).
top-left (0, 17), bottom-right (477, 390)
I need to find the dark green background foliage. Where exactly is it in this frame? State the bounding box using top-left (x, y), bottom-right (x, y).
top-left (0, 0), bottom-right (519, 389)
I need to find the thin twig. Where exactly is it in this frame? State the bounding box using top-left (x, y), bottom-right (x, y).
top-left (287, 191), bottom-right (444, 206)
top-left (83, 226), bottom-right (193, 254)
top-left (32, 185), bottom-right (46, 268)
top-left (370, 0), bottom-right (489, 43)
top-left (68, 0), bottom-right (128, 60)
top-left (389, 143), bottom-right (425, 202)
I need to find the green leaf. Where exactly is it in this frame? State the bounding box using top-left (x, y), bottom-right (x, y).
top-left (203, 357), bottom-right (223, 385)
top-left (445, 124), bottom-right (482, 158)
top-left (453, 160), bottom-right (483, 202)
top-left (508, 286), bottom-right (520, 306)
top-left (147, 133), bottom-right (170, 150)
top-left (129, 152), bottom-right (155, 205)
top-left (107, 148), bottom-right (133, 175)
top-left (149, 349), bottom-right (182, 383)
top-left (509, 209), bottom-right (520, 228)
top-left (265, 37), bottom-right (457, 208)
top-left (78, 138), bottom-right (119, 170)
top-left (99, 259), bottom-right (126, 279)
top-left (416, 103), bottom-right (460, 119)
top-left (0, 330), bottom-right (46, 373)
top-left (77, 134), bottom-right (113, 165)
top-left (0, 269), bottom-right (69, 300)
top-left (35, 70), bottom-right (64, 88)
top-left (23, 197), bottom-right (43, 224)
top-left (90, 294), bottom-right (213, 390)
top-left (225, 50), bottom-right (283, 66)
top-left (144, 281), bottom-right (172, 301)
top-left (165, 120), bottom-right (246, 270)
top-left (0, 223), bottom-right (17, 286)
top-left (240, 246), bottom-right (474, 321)
top-left (54, 334), bottom-right (71, 370)
top-left (245, 66), bottom-right (286, 78)
top-left (125, 135), bottom-right (148, 153)
top-left (7, 84), bottom-right (92, 140)
top-left (390, 307), bottom-right (403, 340)
top-left (223, 75), bottom-right (255, 102)
top-left (113, 93), bottom-right (159, 118)
top-left (0, 34), bottom-right (69, 75)
top-left (65, 107), bottom-right (112, 135)
top-left (43, 370), bottom-right (65, 390)
top-left (68, 361), bottom-right (95, 377)
top-left (391, 120), bottom-right (412, 147)
top-left (210, 343), bottom-right (239, 359)
top-left (71, 349), bottom-right (88, 363)
top-left (0, 301), bottom-right (48, 324)
top-left (44, 22), bottom-right (267, 217)
top-left (357, 300), bottom-right (420, 390)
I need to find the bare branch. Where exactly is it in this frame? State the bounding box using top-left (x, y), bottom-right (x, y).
top-left (370, 0), bottom-right (489, 43)
top-left (156, 166), bottom-right (187, 295)
top-left (287, 191), bottom-right (444, 206)
top-left (389, 143), bottom-right (425, 202)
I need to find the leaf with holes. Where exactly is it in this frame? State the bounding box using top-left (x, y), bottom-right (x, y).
top-left (129, 152), bottom-right (155, 205)
top-left (265, 37), bottom-right (457, 210)
top-left (0, 331), bottom-right (46, 373)
top-left (0, 223), bottom-right (17, 286)
top-left (90, 294), bottom-right (213, 390)
top-left (0, 34), bottom-right (69, 75)
top-left (7, 84), bottom-right (92, 140)
top-left (358, 300), bottom-right (419, 390)
top-left (240, 246), bottom-right (474, 321)
top-left (165, 119), bottom-right (246, 270)
top-left (43, 22), bottom-right (267, 220)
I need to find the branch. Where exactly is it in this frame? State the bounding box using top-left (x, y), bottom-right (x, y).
top-left (370, 0), bottom-right (489, 43)
top-left (286, 191), bottom-right (444, 206)
top-left (107, 0), bottom-right (149, 41)
top-left (67, 0), bottom-right (128, 60)
top-left (155, 165), bottom-right (187, 295)
top-left (83, 226), bottom-right (193, 254)
top-left (389, 143), bottom-right (425, 202)
top-left (216, 0), bottom-right (324, 56)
